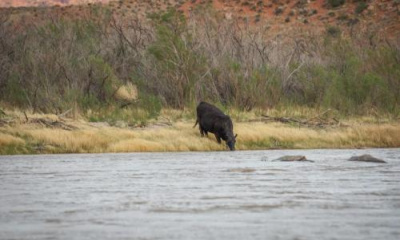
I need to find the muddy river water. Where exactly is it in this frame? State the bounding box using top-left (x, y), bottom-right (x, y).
top-left (1, 149), bottom-right (400, 240)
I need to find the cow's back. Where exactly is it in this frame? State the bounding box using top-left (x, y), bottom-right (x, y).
top-left (196, 102), bottom-right (228, 131)
top-left (196, 102), bottom-right (224, 119)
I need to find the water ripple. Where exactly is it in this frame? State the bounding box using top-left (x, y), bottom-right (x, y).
top-left (0, 148), bottom-right (399, 240)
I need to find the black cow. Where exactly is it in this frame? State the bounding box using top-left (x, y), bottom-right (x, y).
top-left (194, 102), bottom-right (237, 151)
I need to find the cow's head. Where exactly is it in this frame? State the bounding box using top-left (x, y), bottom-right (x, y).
top-left (227, 134), bottom-right (237, 151)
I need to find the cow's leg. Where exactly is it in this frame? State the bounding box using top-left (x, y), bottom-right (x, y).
top-left (200, 126), bottom-right (207, 137)
top-left (214, 134), bottom-right (222, 144)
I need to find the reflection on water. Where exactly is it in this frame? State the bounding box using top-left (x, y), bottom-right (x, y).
top-left (1, 149), bottom-right (400, 239)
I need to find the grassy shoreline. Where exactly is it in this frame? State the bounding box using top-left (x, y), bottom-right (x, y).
top-left (1, 110), bottom-right (399, 155)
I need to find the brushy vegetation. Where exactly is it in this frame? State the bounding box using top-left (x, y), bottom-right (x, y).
top-left (0, 6), bottom-right (399, 124)
top-left (327, 0), bottom-right (346, 8)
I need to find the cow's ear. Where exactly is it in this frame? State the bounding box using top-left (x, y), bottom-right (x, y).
top-left (235, 134), bottom-right (238, 139)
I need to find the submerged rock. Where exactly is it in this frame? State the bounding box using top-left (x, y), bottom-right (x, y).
top-left (348, 154), bottom-right (386, 163)
top-left (272, 155), bottom-right (314, 162)
top-left (227, 168), bottom-right (256, 173)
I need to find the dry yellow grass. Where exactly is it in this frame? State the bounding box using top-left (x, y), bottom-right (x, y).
top-left (235, 122), bottom-right (400, 149)
top-left (0, 132), bottom-right (25, 146)
top-left (1, 111), bottom-right (400, 154)
top-left (114, 83), bottom-right (138, 102)
top-left (108, 122), bottom-right (224, 152)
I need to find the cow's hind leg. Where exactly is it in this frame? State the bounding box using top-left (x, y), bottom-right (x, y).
top-left (199, 126), bottom-right (207, 137)
top-left (214, 134), bottom-right (222, 144)
top-left (200, 128), bottom-right (205, 137)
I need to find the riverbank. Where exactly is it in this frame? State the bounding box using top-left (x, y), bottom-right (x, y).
top-left (1, 109), bottom-right (400, 155)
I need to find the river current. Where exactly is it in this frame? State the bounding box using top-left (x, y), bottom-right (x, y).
top-left (1, 149), bottom-right (399, 239)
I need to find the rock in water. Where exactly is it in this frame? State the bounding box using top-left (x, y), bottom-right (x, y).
top-left (273, 155), bottom-right (314, 162)
top-left (348, 154), bottom-right (386, 163)
top-left (227, 168), bottom-right (256, 173)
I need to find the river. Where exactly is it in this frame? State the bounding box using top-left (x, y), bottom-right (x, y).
top-left (1, 149), bottom-right (399, 240)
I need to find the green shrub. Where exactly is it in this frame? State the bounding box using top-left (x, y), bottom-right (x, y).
top-left (328, 0), bottom-right (345, 8)
top-left (4, 74), bottom-right (27, 108)
top-left (326, 26), bottom-right (341, 37)
top-left (355, 2), bottom-right (368, 14)
top-left (147, 9), bottom-right (207, 109)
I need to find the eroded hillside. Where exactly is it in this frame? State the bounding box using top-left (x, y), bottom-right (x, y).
top-left (1, 0), bottom-right (399, 38)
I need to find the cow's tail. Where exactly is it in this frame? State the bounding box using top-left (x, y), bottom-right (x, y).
top-left (193, 119), bottom-right (198, 128)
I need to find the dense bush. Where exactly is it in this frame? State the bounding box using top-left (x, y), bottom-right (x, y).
top-left (355, 2), bottom-right (368, 14)
top-left (0, 7), bottom-right (399, 119)
top-left (327, 0), bottom-right (345, 8)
